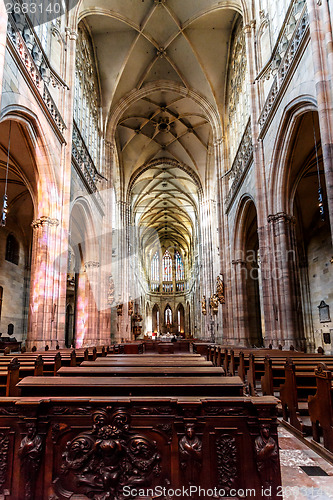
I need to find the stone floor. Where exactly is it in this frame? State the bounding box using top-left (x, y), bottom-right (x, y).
top-left (279, 426), bottom-right (333, 499)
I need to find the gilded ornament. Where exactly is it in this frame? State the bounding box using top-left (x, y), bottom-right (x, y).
top-left (201, 296), bottom-right (207, 315)
top-left (216, 275), bottom-right (225, 304)
top-left (128, 298), bottom-right (134, 316)
top-left (210, 294), bottom-right (219, 315)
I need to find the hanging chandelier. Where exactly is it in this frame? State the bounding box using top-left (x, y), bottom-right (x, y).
top-left (1, 122), bottom-right (11, 227)
top-left (312, 112), bottom-right (325, 222)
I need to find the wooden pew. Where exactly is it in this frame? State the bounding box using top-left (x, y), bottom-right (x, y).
top-left (81, 359), bottom-right (212, 367)
top-left (261, 356), bottom-right (274, 396)
top-left (308, 363), bottom-right (333, 453)
top-left (0, 352), bottom-right (63, 374)
top-left (260, 356), bottom-right (333, 397)
top-left (0, 355), bottom-right (45, 396)
top-left (18, 375), bottom-right (244, 397)
top-left (229, 349), bottom-right (235, 376)
top-left (106, 353), bottom-right (202, 358)
top-left (279, 358), bottom-right (310, 437)
top-left (8, 349), bottom-right (77, 367)
top-left (57, 366), bottom-right (225, 377)
top-left (238, 351), bottom-right (246, 382)
top-left (247, 353), bottom-right (257, 396)
top-left (113, 343), bottom-right (144, 354)
top-left (192, 342), bottom-right (211, 357)
top-left (0, 358), bottom-right (20, 396)
top-left (157, 342), bottom-right (174, 354)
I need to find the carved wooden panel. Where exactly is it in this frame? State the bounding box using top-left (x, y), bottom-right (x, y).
top-left (0, 398), bottom-right (282, 500)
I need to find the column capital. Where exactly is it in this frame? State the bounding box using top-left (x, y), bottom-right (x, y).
top-left (213, 137), bottom-right (224, 147)
top-left (243, 23), bottom-right (253, 35)
top-left (31, 216), bottom-right (59, 229)
top-left (267, 212), bottom-right (296, 224)
top-left (105, 140), bottom-right (116, 153)
top-left (65, 28), bottom-right (78, 41)
top-left (84, 261), bottom-right (100, 270)
top-left (232, 259), bottom-right (246, 266)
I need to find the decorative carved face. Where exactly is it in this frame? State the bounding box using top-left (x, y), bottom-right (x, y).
top-left (26, 424), bottom-right (36, 438)
top-left (185, 424), bottom-right (195, 440)
top-left (261, 425), bottom-right (270, 440)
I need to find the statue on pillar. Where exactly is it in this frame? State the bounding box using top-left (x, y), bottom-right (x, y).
top-left (201, 296), bottom-right (207, 315)
top-left (216, 274), bottom-right (225, 304)
top-left (128, 297), bottom-right (134, 316)
top-left (210, 294), bottom-right (219, 315)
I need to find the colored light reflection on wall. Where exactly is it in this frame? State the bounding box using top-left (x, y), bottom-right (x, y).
top-left (76, 294), bottom-right (87, 347)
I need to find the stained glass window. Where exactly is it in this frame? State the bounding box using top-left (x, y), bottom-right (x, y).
top-left (175, 251), bottom-right (184, 281)
top-left (151, 252), bottom-right (159, 282)
top-left (162, 251), bottom-right (172, 281)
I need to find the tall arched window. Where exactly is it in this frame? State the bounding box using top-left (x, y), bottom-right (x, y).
top-left (74, 25), bottom-right (100, 166)
top-left (175, 251), bottom-right (184, 281)
top-left (162, 251), bottom-right (172, 282)
top-left (151, 252), bottom-right (159, 281)
top-left (5, 234), bottom-right (19, 265)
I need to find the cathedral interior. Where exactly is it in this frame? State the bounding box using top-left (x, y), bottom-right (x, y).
top-left (0, 0), bottom-right (332, 497)
top-left (0, 0), bottom-right (332, 352)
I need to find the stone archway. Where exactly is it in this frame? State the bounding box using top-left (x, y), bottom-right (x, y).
top-left (152, 304), bottom-right (159, 335)
top-left (269, 105), bottom-right (332, 350)
top-left (233, 196), bottom-right (263, 347)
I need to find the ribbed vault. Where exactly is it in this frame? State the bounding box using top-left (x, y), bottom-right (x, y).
top-left (131, 159), bottom-right (199, 260)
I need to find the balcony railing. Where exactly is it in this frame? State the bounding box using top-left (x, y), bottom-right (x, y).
top-left (72, 121), bottom-right (104, 201)
top-left (258, 0), bottom-right (309, 132)
top-left (7, 9), bottom-right (66, 136)
top-left (225, 119), bottom-right (253, 209)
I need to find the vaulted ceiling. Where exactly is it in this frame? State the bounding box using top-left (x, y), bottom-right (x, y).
top-left (131, 159), bottom-right (200, 257)
top-left (81, 0), bottom-right (239, 122)
top-left (79, 0), bottom-right (241, 272)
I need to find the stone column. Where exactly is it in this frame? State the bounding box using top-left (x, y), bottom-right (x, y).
top-left (83, 261), bottom-right (100, 345)
top-left (116, 200), bottom-right (131, 341)
top-left (199, 199), bottom-right (215, 340)
top-left (268, 212), bottom-right (305, 349)
top-left (0, 1), bottom-right (7, 106)
top-left (75, 266), bottom-right (87, 347)
top-left (244, 22), bottom-right (277, 341)
top-left (98, 140), bottom-right (114, 345)
top-left (26, 216), bottom-right (60, 349)
top-left (231, 259), bottom-right (248, 346)
top-left (307, 0), bottom-right (333, 239)
top-left (55, 28), bottom-right (78, 346)
top-left (215, 137), bottom-right (235, 344)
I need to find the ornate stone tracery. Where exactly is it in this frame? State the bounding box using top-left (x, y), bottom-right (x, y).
top-left (74, 24), bottom-right (100, 167)
top-left (226, 18), bottom-right (250, 163)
